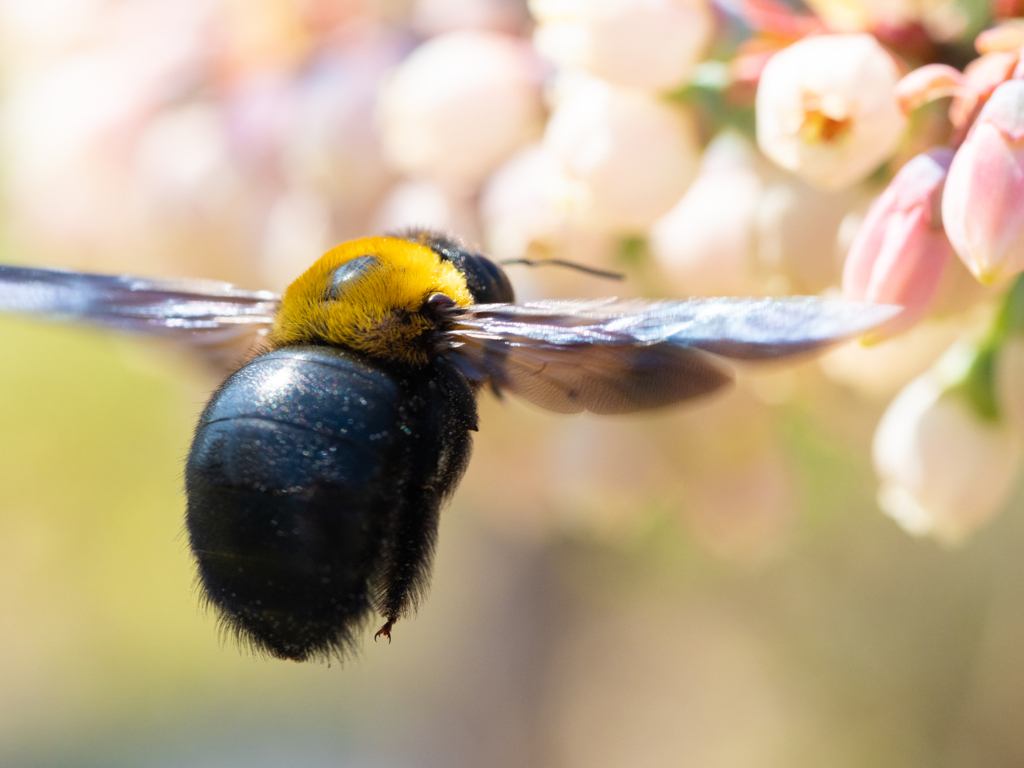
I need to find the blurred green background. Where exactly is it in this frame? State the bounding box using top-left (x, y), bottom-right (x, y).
top-left (2, 311), bottom-right (1024, 767)
top-left (2, 0), bottom-right (1024, 765)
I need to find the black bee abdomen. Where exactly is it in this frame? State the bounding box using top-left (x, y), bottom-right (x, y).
top-left (186, 345), bottom-right (477, 662)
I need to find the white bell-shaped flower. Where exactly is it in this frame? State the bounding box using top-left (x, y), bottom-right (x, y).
top-left (756, 34), bottom-right (907, 191)
top-left (873, 351), bottom-right (1021, 545)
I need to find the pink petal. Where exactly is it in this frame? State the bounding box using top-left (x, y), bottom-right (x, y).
top-left (843, 186), bottom-right (893, 299)
top-left (896, 64), bottom-right (965, 115)
top-left (958, 124), bottom-right (1024, 280)
top-left (843, 149), bottom-right (954, 335)
top-left (866, 209), bottom-right (952, 337)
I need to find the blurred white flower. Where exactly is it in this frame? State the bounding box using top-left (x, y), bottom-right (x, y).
top-left (0, 0), bottom-right (106, 56)
top-left (270, 30), bottom-right (406, 253)
top-left (370, 178), bottom-right (481, 244)
top-left (819, 316), bottom-right (962, 398)
top-left (129, 100), bottom-right (260, 280)
top-left (755, 172), bottom-right (867, 294)
top-left (217, 0), bottom-right (312, 78)
top-left (756, 34), bottom-right (907, 191)
top-left (280, 34), bottom-right (405, 210)
top-left (412, 0), bottom-right (529, 35)
top-left (219, 75), bottom-right (292, 175)
top-left (479, 143), bottom-right (618, 294)
top-left (0, 0), bottom-right (213, 66)
top-left (529, 0), bottom-right (713, 91)
top-left (803, 0), bottom-right (968, 42)
top-left (650, 130), bottom-right (867, 297)
top-left (6, 41), bottom-right (193, 198)
top-left (873, 352), bottom-right (1021, 544)
top-left (804, 0), bottom-right (911, 29)
top-left (543, 76), bottom-right (699, 232)
top-left (260, 187), bottom-right (334, 291)
top-left (649, 133), bottom-right (766, 296)
top-left (479, 143), bottom-right (567, 259)
top-left (378, 30), bottom-right (544, 192)
top-left (132, 103), bottom-right (238, 217)
top-left (2, 2), bottom-right (215, 270)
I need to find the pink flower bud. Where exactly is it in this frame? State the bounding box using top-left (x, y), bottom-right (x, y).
top-left (842, 148), bottom-right (955, 337)
top-left (895, 64), bottom-right (964, 115)
top-left (975, 22), bottom-right (1024, 55)
top-left (942, 80), bottom-right (1024, 285)
top-left (949, 51), bottom-right (1018, 132)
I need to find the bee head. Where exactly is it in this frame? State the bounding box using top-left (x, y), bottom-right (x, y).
top-left (269, 236), bottom-right (474, 366)
top-left (400, 230), bottom-right (515, 306)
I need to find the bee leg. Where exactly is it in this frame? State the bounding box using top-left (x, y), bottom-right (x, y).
top-left (374, 620), bottom-right (394, 643)
top-left (372, 485), bottom-right (443, 643)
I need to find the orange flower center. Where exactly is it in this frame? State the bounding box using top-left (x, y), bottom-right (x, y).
top-left (799, 108), bottom-right (852, 143)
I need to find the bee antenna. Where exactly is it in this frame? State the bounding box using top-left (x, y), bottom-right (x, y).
top-left (498, 258), bottom-right (625, 281)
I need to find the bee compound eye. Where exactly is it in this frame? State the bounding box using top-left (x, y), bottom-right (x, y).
top-left (324, 255), bottom-right (379, 301)
top-left (425, 293), bottom-right (456, 309)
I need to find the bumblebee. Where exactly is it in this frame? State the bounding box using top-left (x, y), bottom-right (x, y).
top-left (0, 230), bottom-right (895, 662)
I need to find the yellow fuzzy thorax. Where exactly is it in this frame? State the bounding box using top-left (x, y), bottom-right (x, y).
top-left (268, 237), bottom-right (473, 366)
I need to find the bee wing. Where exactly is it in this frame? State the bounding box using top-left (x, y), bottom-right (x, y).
top-left (444, 297), bottom-right (900, 415)
top-left (0, 265), bottom-right (280, 369)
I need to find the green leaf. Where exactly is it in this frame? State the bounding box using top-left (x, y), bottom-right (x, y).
top-left (950, 345), bottom-right (1000, 422)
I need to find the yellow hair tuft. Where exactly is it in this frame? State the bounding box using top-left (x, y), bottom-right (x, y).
top-left (268, 237), bottom-right (473, 366)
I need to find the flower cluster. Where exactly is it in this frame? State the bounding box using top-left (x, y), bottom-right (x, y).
top-left (826, 14), bottom-right (1024, 544)
top-left (5, 0), bottom-right (1024, 549)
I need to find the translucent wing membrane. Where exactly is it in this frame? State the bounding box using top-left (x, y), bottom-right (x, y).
top-left (0, 265), bottom-right (280, 343)
top-left (445, 297), bottom-right (899, 414)
top-left (0, 265), bottom-right (897, 413)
